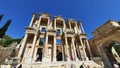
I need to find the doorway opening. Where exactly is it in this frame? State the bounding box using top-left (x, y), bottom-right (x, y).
top-left (35, 48), bottom-right (43, 62)
top-left (57, 46), bottom-right (63, 61)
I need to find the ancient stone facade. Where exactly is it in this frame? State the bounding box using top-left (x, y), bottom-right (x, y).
top-left (16, 13), bottom-right (103, 68)
top-left (89, 20), bottom-right (120, 68)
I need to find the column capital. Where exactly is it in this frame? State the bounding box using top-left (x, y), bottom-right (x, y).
top-left (54, 34), bottom-right (56, 37)
top-left (34, 33), bottom-right (38, 35)
top-left (34, 31), bottom-right (39, 35)
top-left (25, 32), bottom-right (29, 35)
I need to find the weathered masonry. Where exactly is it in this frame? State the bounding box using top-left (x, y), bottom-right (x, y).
top-left (17, 13), bottom-right (103, 68)
top-left (89, 20), bottom-right (120, 68)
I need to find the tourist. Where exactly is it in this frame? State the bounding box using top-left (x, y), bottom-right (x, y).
top-left (35, 55), bottom-right (39, 61)
top-left (71, 64), bottom-right (74, 68)
top-left (80, 63), bottom-right (85, 68)
top-left (113, 63), bottom-right (119, 68)
top-left (80, 63), bottom-right (89, 68)
top-left (80, 64), bottom-right (84, 68)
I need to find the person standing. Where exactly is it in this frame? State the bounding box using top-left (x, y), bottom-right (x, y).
top-left (80, 63), bottom-right (89, 68)
top-left (113, 63), bottom-right (119, 68)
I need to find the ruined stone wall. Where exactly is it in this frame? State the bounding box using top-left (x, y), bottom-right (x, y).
top-left (0, 46), bottom-right (18, 64)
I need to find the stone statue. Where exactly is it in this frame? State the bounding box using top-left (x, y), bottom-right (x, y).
top-left (48, 22), bottom-right (52, 29)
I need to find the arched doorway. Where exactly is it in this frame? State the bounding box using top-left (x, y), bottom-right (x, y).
top-left (101, 40), bottom-right (120, 67)
top-left (56, 46), bottom-right (63, 61)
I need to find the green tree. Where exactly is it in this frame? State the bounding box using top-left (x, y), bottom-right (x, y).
top-left (0, 14), bottom-right (3, 22)
top-left (0, 20), bottom-right (11, 38)
top-left (114, 45), bottom-right (120, 56)
top-left (3, 39), bottom-right (21, 47)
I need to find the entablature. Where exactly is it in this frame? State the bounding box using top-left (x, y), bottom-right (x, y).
top-left (64, 29), bottom-right (75, 34)
top-left (39, 13), bottom-right (50, 17)
top-left (26, 27), bottom-right (39, 34)
top-left (92, 20), bottom-right (120, 37)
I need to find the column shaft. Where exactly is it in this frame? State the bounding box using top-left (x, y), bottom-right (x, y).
top-left (69, 21), bottom-right (71, 29)
top-left (32, 37), bottom-right (40, 62)
top-left (32, 47), bottom-right (38, 62)
top-left (80, 23), bottom-right (85, 33)
top-left (54, 19), bottom-right (56, 30)
top-left (53, 36), bottom-right (56, 62)
top-left (43, 34), bottom-right (48, 62)
top-left (74, 23), bottom-right (77, 34)
top-left (38, 17), bottom-right (41, 29)
top-left (30, 34), bottom-right (37, 62)
top-left (72, 37), bottom-right (79, 61)
top-left (62, 44), bottom-right (64, 61)
top-left (86, 40), bottom-right (92, 58)
top-left (79, 37), bottom-right (88, 61)
top-left (63, 21), bottom-right (65, 30)
top-left (65, 37), bottom-right (70, 61)
top-left (29, 14), bottom-right (36, 27)
top-left (71, 45), bottom-right (74, 61)
top-left (45, 35), bottom-right (48, 56)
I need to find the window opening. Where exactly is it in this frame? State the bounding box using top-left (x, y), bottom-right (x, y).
top-left (57, 46), bottom-right (63, 61)
top-left (39, 38), bottom-right (45, 45)
top-left (56, 39), bottom-right (62, 44)
top-left (41, 28), bottom-right (46, 32)
top-left (57, 29), bottom-right (61, 35)
top-left (35, 48), bottom-right (43, 62)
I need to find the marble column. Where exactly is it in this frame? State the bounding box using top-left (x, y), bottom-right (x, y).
top-left (79, 37), bottom-right (88, 61)
top-left (86, 40), bottom-right (92, 58)
top-left (62, 44), bottom-right (64, 61)
top-left (54, 19), bottom-right (56, 30)
top-left (43, 34), bottom-right (48, 62)
top-left (97, 44), bottom-right (104, 56)
top-left (38, 17), bottom-right (41, 29)
top-left (32, 37), bottom-right (40, 62)
top-left (65, 37), bottom-right (70, 61)
top-left (72, 37), bottom-right (79, 61)
top-left (53, 35), bottom-right (56, 62)
top-left (74, 23), bottom-right (78, 34)
top-left (30, 34), bottom-right (37, 62)
top-left (32, 47), bottom-right (38, 62)
top-left (80, 23), bottom-right (85, 34)
top-left (71, 44), bottom-right (74, 61)
top-left (74, 38), bottom-right (81, 60)
top-left (63, 21), bottom-right (65, 31)
top-left (18, 33), bottom-right (28, 58)
top-left (47, 18), bottom-right (51, 30)
top-left (29, 14), bottom-right (36, 27)
top-left (69, 21), bottom-right (71, 29)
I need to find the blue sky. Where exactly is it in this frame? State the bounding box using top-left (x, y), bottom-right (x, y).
top-left (0, 0), bottom-right (120, 39)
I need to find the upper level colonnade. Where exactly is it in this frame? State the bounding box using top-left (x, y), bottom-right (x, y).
top-left (28, 13), bottom-right (85, 34)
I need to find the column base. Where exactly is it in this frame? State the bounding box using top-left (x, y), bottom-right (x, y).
top-left (75, 57), bottom-right (79, 61)
top-left (42, 57), bottom-right (51, 62)
top-left (86, 57), bottom-right (89, 61)
top-left (23, 57), bottom-right (32, 64)
top-left (67, 57), bottom-right (71, 61)
top-left (42, 57), bottom-right (48, 62)
top-left (53, 57), bottom-right (56, 62)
